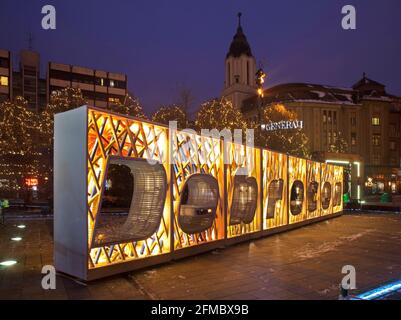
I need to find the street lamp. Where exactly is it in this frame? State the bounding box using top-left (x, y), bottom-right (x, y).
top-left (255, 67), bottom-right (266, 123)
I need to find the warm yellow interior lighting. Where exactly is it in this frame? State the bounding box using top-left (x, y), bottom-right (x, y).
top-left (0, 76), bottom-right (9, 86)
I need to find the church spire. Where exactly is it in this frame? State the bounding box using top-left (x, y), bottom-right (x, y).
top-left (226, 12), bottom-right (253, 58)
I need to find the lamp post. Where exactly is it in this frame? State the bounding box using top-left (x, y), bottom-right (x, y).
top-left (255, 67), bottom-right (266, 124)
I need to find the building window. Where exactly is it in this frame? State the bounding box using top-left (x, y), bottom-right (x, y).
top-left (108, 97), bottom-right (121, 104)
top-left (0, 76), bottom-right (8, 86)
top-left (323, 111), bottom-right (327, 124)
top-left (389, 124), bottom-right (397, 137)
top-left (372, 134), bottom-right (381, 146)
top-left (372, 154), bottom-right (380, 165)
top-left (372, 117), bottom-right (380, 126)
top-left (328, 111), bottom-right (332, 124)
top-left (351, 132), bottom-right (357, 146)
top-left (333, 112), bottom-right (337, 125)
top-left (390, 141), bottom-right (396, 150)
top-left (328, 132), bottom-right (332, 144)
top-left (109, 80), bottom-right (115, 87)
top-left (350, 115), bottom-right (356, 126)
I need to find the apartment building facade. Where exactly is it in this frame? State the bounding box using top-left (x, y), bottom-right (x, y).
top-left (0, 48), bottom-right (128, 111)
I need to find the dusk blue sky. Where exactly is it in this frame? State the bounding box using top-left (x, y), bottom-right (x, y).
top-left (1, 0), bottom-right (401, 116)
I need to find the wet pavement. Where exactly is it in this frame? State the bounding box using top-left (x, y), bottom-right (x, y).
top-left (1, 212), bottom-right (401, 300)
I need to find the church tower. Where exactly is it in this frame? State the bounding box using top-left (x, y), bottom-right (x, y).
top-left (222, 13), bottom-right (257, 109)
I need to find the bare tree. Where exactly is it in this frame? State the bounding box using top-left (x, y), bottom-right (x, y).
top-left (175, 83), bottom-right (195, 112)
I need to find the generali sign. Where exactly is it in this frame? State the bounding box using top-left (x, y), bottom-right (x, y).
top-left (261, 120), bottom-right (304, 131)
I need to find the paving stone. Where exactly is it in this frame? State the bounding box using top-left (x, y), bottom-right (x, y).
top-left (1, 214), bottom-right (401, 299)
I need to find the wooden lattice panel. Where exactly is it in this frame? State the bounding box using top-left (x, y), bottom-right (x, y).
top-left (306, 160), bottom-right (321, 219)
top-left (172, 130), bottom-right (224, 250)
top-left (226, 143), bottom-right (261, 238)
top-left (262, 150), bottom-right (288, 229)
top-left (86, 108), bottom-right (171, 268)
top-left (288, 156), bottom-right (307, 224)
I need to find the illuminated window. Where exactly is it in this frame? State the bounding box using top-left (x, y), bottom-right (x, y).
top-left (351, 132), bottom-right (357, 146)
top-left (323, 111), bottom-right (327, 124)
top-left (0, 76), bottom-right (8, 86)
top-left (372, 117), bottom-right (380, 126)
top-left (328, 111), bottom-right (332, 123)
top-left (372, 134), bottom-right (381, 146)
top-left (110, 80), bottom-right (115, 87)
top-left (100, 78), bottom-right (104, 86)
top-left (108, 97), bottom-right (120, 104)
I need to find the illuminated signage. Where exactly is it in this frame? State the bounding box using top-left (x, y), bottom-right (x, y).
top-left (261, 120), bottom-right (303, 131)
top-left (25, 178), bottom-right (38, 187)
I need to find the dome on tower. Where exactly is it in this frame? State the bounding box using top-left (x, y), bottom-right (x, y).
top-left (226, 13), bottom-right (253, 58)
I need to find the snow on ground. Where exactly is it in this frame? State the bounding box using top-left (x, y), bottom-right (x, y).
top-left (294, 229), bottom-right (376, 259)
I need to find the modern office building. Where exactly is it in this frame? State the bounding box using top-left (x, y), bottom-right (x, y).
top-left (48, 62), bottom-right (127, 108)
top-left (0, 49), bottom-right (11, 102)
top-left (223, 15), bottom-right (401, 198)
top-left (11, 50), bottom-right (46, 112)
top-left (0, 48), bottom-right (128, 111)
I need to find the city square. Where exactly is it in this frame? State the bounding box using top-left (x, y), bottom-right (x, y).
top-left (1, 212), bottom-right (401, 300)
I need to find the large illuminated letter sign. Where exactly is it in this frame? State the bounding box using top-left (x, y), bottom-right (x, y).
top-left (322, 182), bottom-right (332, 210)
top-left (93, 157), bottom-right (167, 246)
top-left (307, 181), bottom-right (319, 212)
top-left (290, 180), bottom-right (304, 215)
top-left (178, 174), bottom-right (219, 234)
top-left (266, 179), bottom-right (284, 219)
top-left (334, 182), bottom-right (342, 207)
top-left (229, 173), bottom-right (258, 225)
